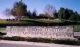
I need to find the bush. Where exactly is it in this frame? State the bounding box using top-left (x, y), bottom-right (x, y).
top-left (0, 36), bottom-right (80, 45)
top-left (26, 38), bottom-right (52, 43)
top-left (0, 36), bottom-right (26, 41)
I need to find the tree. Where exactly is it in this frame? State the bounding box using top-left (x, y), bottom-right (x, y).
top-left (5, 8), bottom-right (11, 16)
top-left (74, 12), bottom-right (80, 21)
top-left (32, 10), bottom-right (37, 18)
top-left (68, 9), bottom-right (74, 20)
top-left (4, 8), bottom-right (12, 20)
top-left (54, 11), bottom-right (58, 19)
top-left (63, 9), bottom-right (71, 20)
top-left (27, 10), bottom-right (32, 18)
top-left (11, 0), bottom-right (27, 20)
top-left (58, 7), bottom-right (65, 19)
top-left (38, 14), bottom-right (46, 19)
top-left (69, 11), bottom-right (80, 21)
top-left (58, 8), bottom-right (75, 20)
top-left (44, 4), bottom-right (56, 19)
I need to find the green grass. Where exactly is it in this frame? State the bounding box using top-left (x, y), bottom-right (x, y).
top-left (32, 19), bottom-right (65, 23)
top-left (21, 19), bottom-right (65, 23)
top-left (0, 19), bottom-right (31, 24)
top-left (74, 25), bottom-right (80, 32)
top-left (0, 19), bottom-right (65, 24)
top-left (0, 28), bottom-right (6, 32)
top-left (0, 19), bottom-right (8, 23)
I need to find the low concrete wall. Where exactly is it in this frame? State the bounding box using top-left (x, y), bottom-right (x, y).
top-left (6, 26), bottom-right (74, 39)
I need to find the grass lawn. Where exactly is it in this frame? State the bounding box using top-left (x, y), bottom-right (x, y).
top-left (0, 28), bottom-right (6, 31)
top-left (21, 18), bottom-right (65, 23)
top-left (0, 19), bottom-right (31, 24)
top-left (74, 25), bottom-right (80, 32)
top-left (0, 19), bottom-right (8, 24)
top-left (31, 19), bottom-right (65, 23)
top-left (0, 19), bottom-right (65, 24)
top-left (0, 27), bottom-right (6, 33)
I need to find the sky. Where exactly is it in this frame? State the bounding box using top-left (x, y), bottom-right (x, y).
top-left (0, 0), bottom-right (80, 19)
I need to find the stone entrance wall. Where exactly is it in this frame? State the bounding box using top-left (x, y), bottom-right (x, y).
top-left (6, 26), bottom-right (74, 39)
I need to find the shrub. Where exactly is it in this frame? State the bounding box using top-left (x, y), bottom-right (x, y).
top-left (0, 36), bottom-right (80, 45)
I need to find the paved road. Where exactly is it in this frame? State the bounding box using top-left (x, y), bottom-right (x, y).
top-left (0, 40), bottom-right (80, 47)
top-left (0, 43), bottom-right (47, 47)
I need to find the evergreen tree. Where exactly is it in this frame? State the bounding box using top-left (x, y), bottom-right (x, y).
top-left (58, 7), bottom-right (65, 19)
top-left (27, 10), bottom-right (32, 18)
top-left (32, 10), bottom-right (37, 18)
